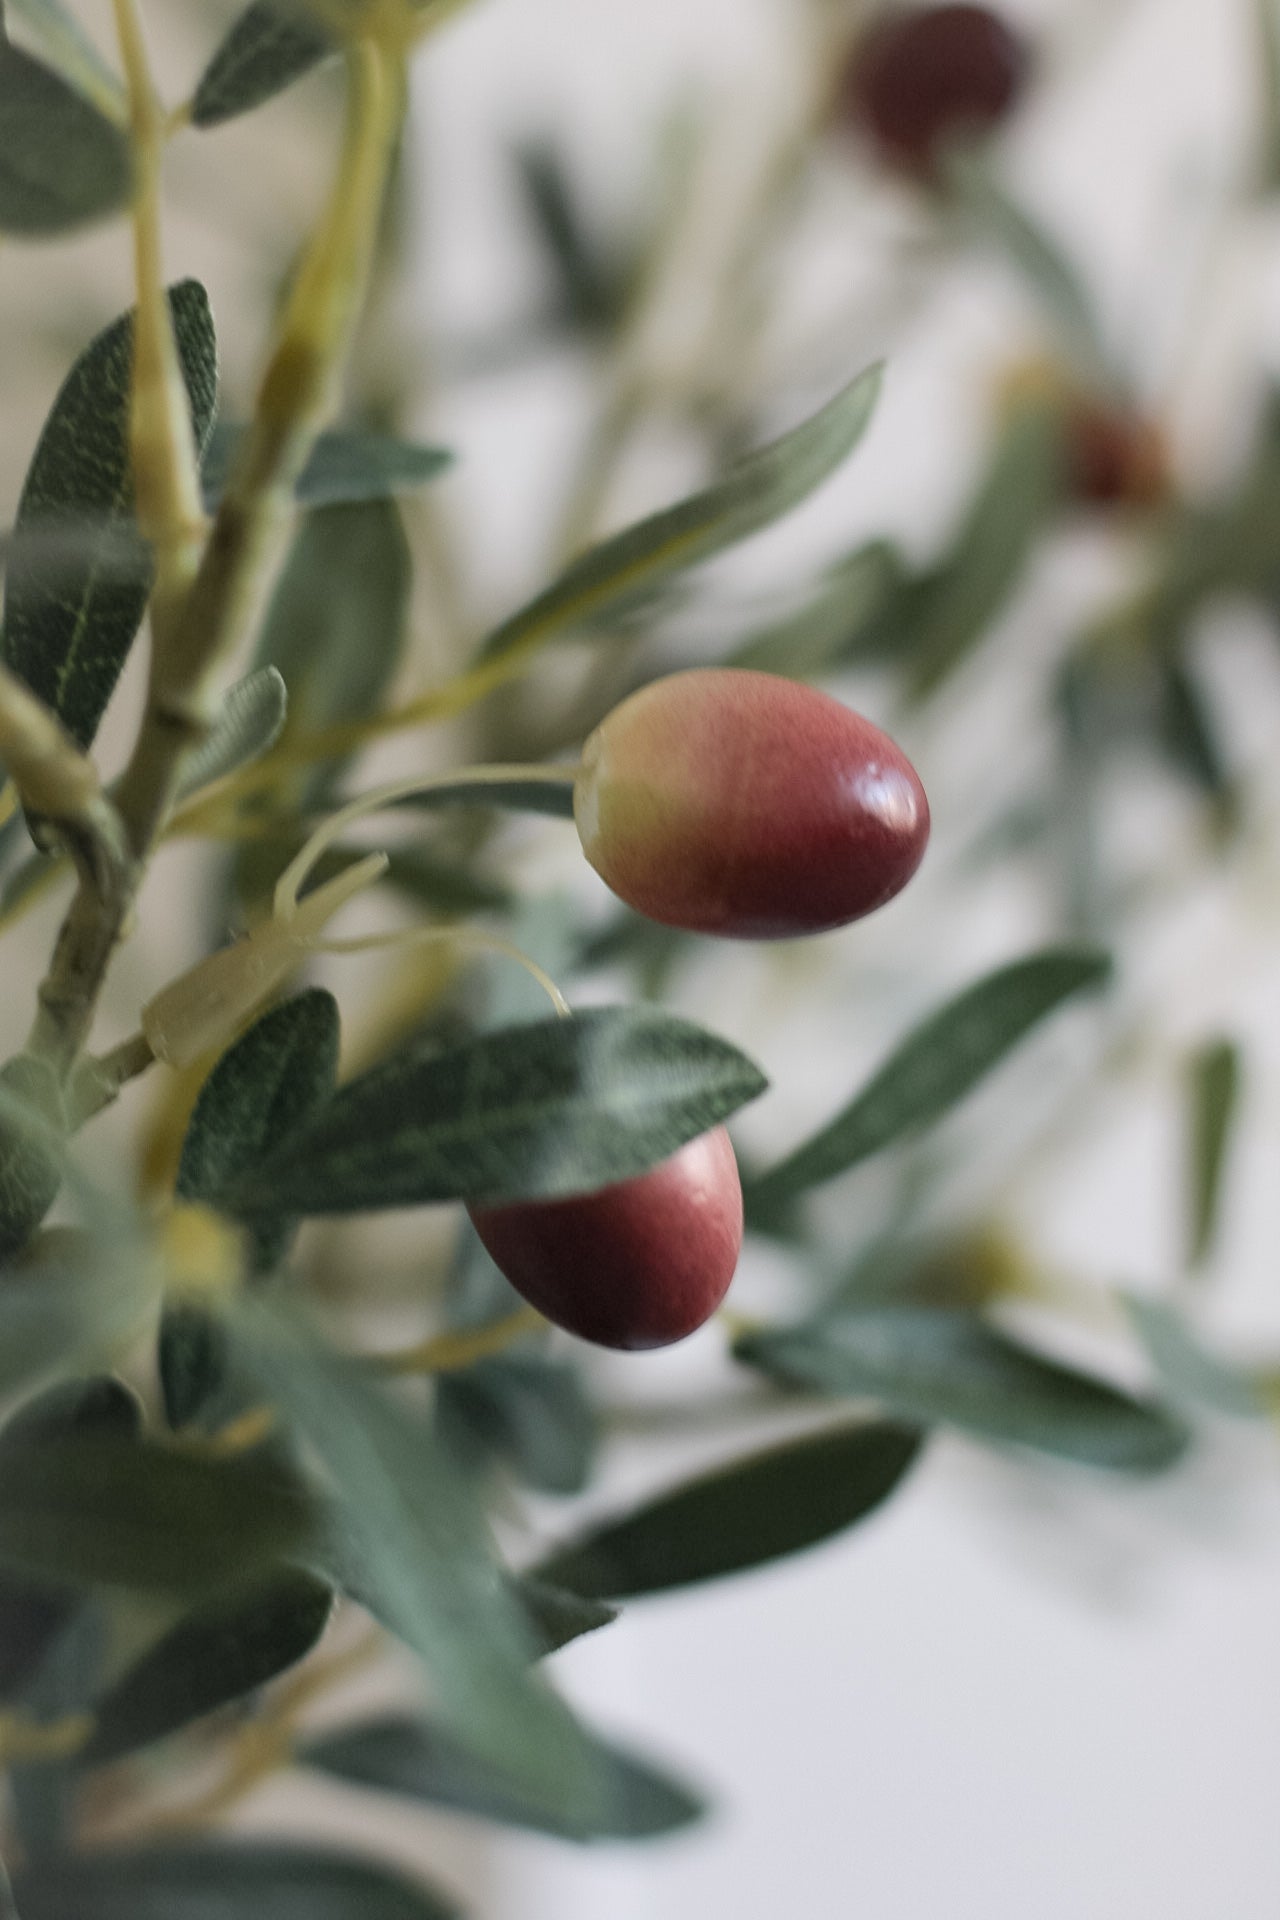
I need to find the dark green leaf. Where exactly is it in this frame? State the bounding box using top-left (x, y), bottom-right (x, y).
top-left (512, 1574), bottom-right (618, 1658)
top-left (747, 950), bottom-right (1110, 1215)
top-left (202, 425), bottom-right (451, 509)
top-left (0, 1432), bottom-right (316, 1592)
top-left (12, 1843), bottom-right (459, 1920)
top-left (191, 0), bottom-right (335, 128)
top-left (82, 1570), bottom-right (334, 1765)
top-left (387, 773), bottom-right (578, 819)
top-left (158, 1302), bottom-right (232, 1432)
top-left (534, 1421), bottom-right (922, 1599)
top-left (229, 1005), bottom-right (767, 1216)
top-left (1256, 0), bottom-right (1280, 189)
top-left (2, 0), bottom-right (125, 120)
top-left (737, 1310), bottom-right (1189, 1472)
top-left (437, 1353), bottom-right (598, 1496)
top-left (0, 1377), bottom-right (137, 1702)
top-left (1, 282), bottom-right (218, 750)
top-left (513, 138), bottom-right (623, 330)
top-left (301, 1712), bottom-right (703, 1842)
top-left (177, 990), bottom-right (340, 1270)
top-left (9, 1603), bottom-right (104, 1857)
top-left (234, 1299), bottom-right (614, 1829)
top-left (1185, 1037), bottom-right (1242, 1271)
top-left (174, 667), bottom-right (288, 803)
top-left (477, 365), bottom-right (882, 663)
top-left (1156, 646), bottom-right (1236, 819)
top-left (0, 40), bottom-right (130, 233)
top-left (1122, 1295), bottom-right (1262, 1421)
top-left (944, 147), bottom-right (1107, 375)
top-left (903, 400), bottom-right (1064, 699)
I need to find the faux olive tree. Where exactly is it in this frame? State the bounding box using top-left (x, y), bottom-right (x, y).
top-left (0, 1), bottom-right (1269, 1913)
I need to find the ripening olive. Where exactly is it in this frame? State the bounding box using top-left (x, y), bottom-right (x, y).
top-left (573, 669), bottom-right (929, 938)
top-left (838, 5), bottom-right (1030, 178)
top-left (467, 1127), bottom-right (744, 1351)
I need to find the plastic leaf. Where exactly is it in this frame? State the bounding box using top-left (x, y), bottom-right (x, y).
top-left (227, 1005), bottom-right (767, 1216)
top-left (201, 424), bottom-right (451, 509)
top-left (436, 1353), bottom-right (598, 1496)
top-left (191, 0), bottom-right (335, 128)
top-left (1, 0), bottom-right (125, 121)
top-left (300, 1712), bottom-right (703, 1842)
top-left (232, 1298), bottom-right (615, 1831)
top-left (1, 282), bottom-right (218, 750)
top-left (737, 1309), bottom-right (1189, 1473)
top-left (476, 365), bottom-right (883, 663)
top-left (0, 40), bottom-right (130, 233)
top-left (747, 949), bottom-right (1110, 1215)
top-left (1184, 1037), bottom-right (1242, 1271)
top-left (534, 1421), bottom-right (922, 1599)
top-left (1122, 1296), bottom-right (1263, 1421)
top-left (174, 666), bottom-right (288, 803)
top-left (82, 1570), bottom-right (334, 1765)
top-left (0, 1432), bottom-right (316, 1592)
top-left (12, 1844), bottom-right (460, 1920)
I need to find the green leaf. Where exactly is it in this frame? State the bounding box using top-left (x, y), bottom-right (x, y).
top-left (232, 1299), bottom-right (614, 1830)
top-left (0, 1432), bottom-right (316, 1593)
top-left (534, 1421), bottom-right (922, 1599)
top-left (746, 949), bottom-right (1110, 1215)
top-left (903, 399), bottom-right (1064, 699)
top-left (191, 0), bottom-right (336, 128)
top-left (202, 424), bottom-right (451, 509)
top-left (12, 1844), bottom-right (459, 1920)
top-left (437, 1353), bottom-right (598, 1496)
top-left (1, 282), bottom-right (218, 750)
top-left (513, 137), bottom-right (623, 330)
top-left (301, 1712), bottom-right (703, 1842)
top-left (176, 990), bottom-right (340, 1269)
top-left (229, 1005), bottom-right (767, 1216)
top-left (727, 540), bottom-right (906, 675)
top-left (944, 147), bottom-right (1107, 376)
top-left (1260, 0), bottom-right (1280, 189)
top-left (0, 1378), bottom-right (137, 1703)
top-left (512, 1574), bottom-right (618, 1658)
top-left (1185, 1037), bottom-right (1242, 1271)
top-left (477, 365), bottom-right (883, 664)
top-left (158, 1303), bottom-right (232, 1432)
top-left (0, 1222), bottom-right (155, 1403)
top-left (9, 1603), bottom-right (104, 1857)
top-left (1155, 646), bottom-right (1237, 821)
top-left (737, 1310), bottom-right (1189, 1472)
top-left (82, 1570), bottom-right (334, 1766)
top-left (174, 667), bottom-right (288, 804)
top-left (1, 0), bottom-right (125, 121)
top-left (0, 40), bottom-right (130, 234)
top-left (1122, 1295), bottom-right (1262, 1422)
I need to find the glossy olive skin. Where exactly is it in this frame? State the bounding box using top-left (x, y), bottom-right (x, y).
top-left (840, 5), bottom-right (1030, 177)
top-left (467, 1128), bottom-right (744, 1351)
top-left (574, 669), bottom-right (929, 938)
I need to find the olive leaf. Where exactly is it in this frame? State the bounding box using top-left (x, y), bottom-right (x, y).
top-left (226, 1005), bottom-right (767, 1216)
top-left (437, 1352), bottom-right (599, 1497)
top-left (1, 0), bottom-right (125, 121)
top-left (231, 1297), bottom-right (618, 1831)
top-left (746, 949), bottom-right (1111, 1216)
top-left (1, 282), bottom-right (218, 751)
top-left (737, 1309), bottom-right (1189, 1473)
top-left (476, 363), bottom-right (883, 663)
top-left (12, 1844), bottom-right (460, 1920)
top-left (191, 0), bottom-right (335, 128)
top-left (0, 38), bottom-right (131, 234)
top-left (81, 1570), bottom-right (335, 1765)
top-left (201, 425), bottom-right (451, 509)
top-left (172, 667), bottom-right (288, 804)
top-left (300, 1712), bottom-right (704, 1842)
top-left (1184, 1037), bottom-right (1243, 1271)
top-left (534, 1421), bottom-right (923, 1599)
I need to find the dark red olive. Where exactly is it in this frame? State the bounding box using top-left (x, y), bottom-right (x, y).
top-left (573, 669), bottom-right (929, 938)
top-left (1063, 399), bottom-right (1169, 508)
top-left (838, 5), bottom-right (1030, 177)
top-left (467, 1128), bottom-right (744, 1351)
